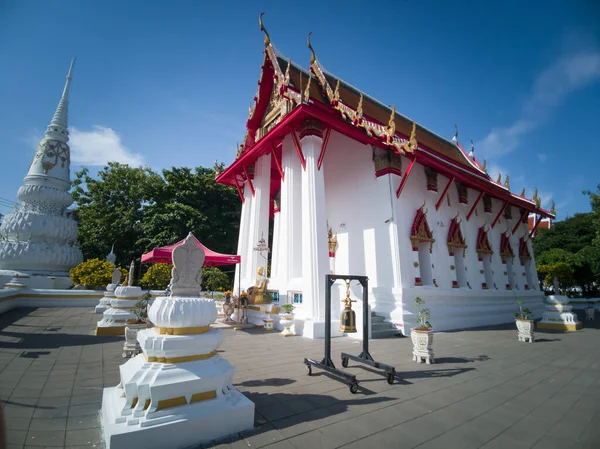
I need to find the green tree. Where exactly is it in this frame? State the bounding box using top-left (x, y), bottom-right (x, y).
top-left (138, 167), bottom-right (241, 254)
top-left (533, 212), bottom-right (595, 257)
top-left (72, 163), bottom-right (163, 264)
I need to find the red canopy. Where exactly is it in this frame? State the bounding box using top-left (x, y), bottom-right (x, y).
top-left (141, 235), bottom-right (241, 266)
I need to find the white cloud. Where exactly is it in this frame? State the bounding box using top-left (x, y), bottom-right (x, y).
top-left (478, 49), bottom-right (600, 159)
top-left (537, 153), bottom-right (548, 163)
top-left (69, 126), bottom-right (144, 166)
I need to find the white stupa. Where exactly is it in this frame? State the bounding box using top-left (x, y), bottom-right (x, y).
top-left (0, 59), bottom-right (83, 289)
top-left (101, 232), bottom-right (254, 449)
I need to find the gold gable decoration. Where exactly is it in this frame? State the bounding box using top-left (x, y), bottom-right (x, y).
top-left (305, 34), bottom-right (416, 154)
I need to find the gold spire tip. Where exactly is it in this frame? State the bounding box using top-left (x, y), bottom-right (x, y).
top-left (259, 12), bottom-right (271, 47)
top-left (307, 32), bottom-right (316, 65)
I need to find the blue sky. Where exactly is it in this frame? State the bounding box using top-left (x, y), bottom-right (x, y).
top-left (0, 0), bottom-right (599, 220)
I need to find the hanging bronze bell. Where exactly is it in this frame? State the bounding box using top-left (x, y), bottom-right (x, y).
top-left (339, 297), bottom-right (357, 333)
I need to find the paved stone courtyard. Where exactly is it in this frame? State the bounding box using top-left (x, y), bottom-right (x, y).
top-left (1, 307), bottom-right (599, 449)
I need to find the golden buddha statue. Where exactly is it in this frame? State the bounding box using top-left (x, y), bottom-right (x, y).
top-left (247, 266), bottom-right (268, 304)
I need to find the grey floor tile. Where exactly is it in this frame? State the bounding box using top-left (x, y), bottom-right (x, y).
top-left (32, 405), bottom-right (69, 419)
top-left (66, 414), bottom-right (100, 430)
top-left (25, 429), bottom-right (66, 446)
top-left (65, 428), bottom-right (102, 446)
top-left (28, 417), bottom-right (68, 431)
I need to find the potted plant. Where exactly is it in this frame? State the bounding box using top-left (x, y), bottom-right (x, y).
top-left (123, 292), bottom-right (151, 358)
top-left (279, 303), bottom-right (296, 337)
top-left (411, 297), bottom-right (434, 364)
top-left (515, 300), bottom-right (534, 343)
top-left (222, 291), bottom-right (235, 323)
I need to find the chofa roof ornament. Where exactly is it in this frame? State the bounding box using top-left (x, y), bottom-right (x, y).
top-left (259, 12), bottom-right (271, 47)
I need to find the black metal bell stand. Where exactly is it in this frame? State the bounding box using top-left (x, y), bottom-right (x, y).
top-left (304, 274), bottom-right (397, 394)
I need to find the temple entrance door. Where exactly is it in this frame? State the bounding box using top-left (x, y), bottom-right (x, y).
top-left (454, 249), bottom-right (466, 287)
top-left (418, 242), bottom-right (433, 286)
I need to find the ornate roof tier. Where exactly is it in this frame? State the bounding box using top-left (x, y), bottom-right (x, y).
top-left (216, 15), bottom-right (555, 220)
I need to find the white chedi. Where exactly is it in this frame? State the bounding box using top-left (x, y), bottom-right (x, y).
top-left (0, 60), bottom-right (82, 287)
top-left (97, 262), bottom-right (142, 335)
top-left (101, 233), bottom-right (254, 449)
top-left (538, 277), bottom-right (582, 331)
top-left (95, 254), bottom-right (122, 314)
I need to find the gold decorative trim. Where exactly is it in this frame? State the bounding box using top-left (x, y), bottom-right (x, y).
top-left (156, 396), bottom-right (187, 410)
top-left (95, 325), bottom-right (126, 336)
top-left (145, 350), bottom-right (217, 364)
top-left (155, 325), bottom-right (210, 335)
top-left (537, 322), bottom-right (583, 331)
top-left (190, 390), bottom-right (217, 404)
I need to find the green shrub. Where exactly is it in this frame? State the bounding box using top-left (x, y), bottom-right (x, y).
top-left (70, 259), bottom-right (126, 289)
top-left (139, 263), bottom-right (172, 290)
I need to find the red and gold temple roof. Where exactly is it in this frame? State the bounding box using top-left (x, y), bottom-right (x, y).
top-left (215, 15), bottom-right (555, 221)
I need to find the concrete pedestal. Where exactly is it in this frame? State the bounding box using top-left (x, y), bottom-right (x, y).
top-left (101, 295), bottom-right (254, 449)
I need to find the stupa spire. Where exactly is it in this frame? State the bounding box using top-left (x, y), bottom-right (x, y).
top-left (46, 58), bottom-right (75, 143)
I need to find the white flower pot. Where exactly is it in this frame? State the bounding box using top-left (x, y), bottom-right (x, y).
top-left (586, 306), bottom-right (595, 321)
top-left (222, 301), bottom-right (236, 323)
top-left (411, 328), bottom-right (434, 364)
top-left (123, 323), bottom-right (147, 358)
top-left (515, 319), bottom-right (534, 343)
top-left (279, 313), bottom-right (295, 337)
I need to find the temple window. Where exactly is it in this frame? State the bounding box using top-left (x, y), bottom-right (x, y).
top-left (372, 146), bottom-right (402, 177)
top-left (447, 216), bottom-right (467, 288)
top-left (424, 167), bottom-right (438, 192)
top-left (500, 234), bottom-right (515, 289)
top-left (411, 207), bottom-right (435, 286)
top-left (456, 182), bottom-right (468, 205)
top-left (476, 226), bottom-right (494, 288)
top-left (519, 237), bottom-right (534, 290)
top-left (483, 194), bottom-right (492, 214)
top-left (418, 243), bottom-right (433, 285)
top-left (292, 292), bottom-right (303, 304)
top-left (504, 206), bottom-right (512, 219)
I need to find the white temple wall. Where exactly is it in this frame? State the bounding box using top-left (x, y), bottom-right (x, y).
top-left (264, 129), bottom-right (544, 337)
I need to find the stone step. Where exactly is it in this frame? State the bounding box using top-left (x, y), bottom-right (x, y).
top-left (371, 328), bottom-right (399, 339)
top-left (370, 315), bottom-right (385, 324)
top-left (371, 322), bottom-right (393, 331)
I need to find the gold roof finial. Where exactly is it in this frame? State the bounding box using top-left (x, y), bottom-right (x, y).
top-left (400, 121), bottom-right (418, 153)
top-left (283, 58), bottom-right (291, 85)
top-left (333, 79), bottom-right (340, 103)
top-left (259, 12), bottom-right (271, 47)
top-left (387, 105), bottom-right (396, 138)
top-left (482, 159), bottom-right (487, 173)
top-left (533, 188), bottom-right (541, 208)
top-left (520, 187), bottom-right (526, 197)
top-left (504, 175), bottom-right (510, 189)
top-left (496, 173), bottom-right (502, 183)
top-left (356, 94), bottom-right (364, 119)
top-left (304, 74), bottom-right (311, 103)
top-left (307, 32), bottom-right (316, 65)
top-left (551, 200), bottom-right (556, 215)
top-left (236, 142), bottom-right (241, 159)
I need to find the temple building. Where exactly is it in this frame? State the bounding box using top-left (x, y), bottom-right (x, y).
top-left (0, 60), bottom-right (82, 289)
top-left (216, 17), bottom-right (555, 338)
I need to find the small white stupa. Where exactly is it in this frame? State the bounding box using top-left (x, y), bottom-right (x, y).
top-left (95, 246), bottom-right (120, 314)
top-left (101, 232), bottom-right (254, 449)
top-left (538, 277), bottom-right (582, 331)
top-left (97, 261), bottom-right (141, 336)
top-left (0, 59), bottom-right (82, 289)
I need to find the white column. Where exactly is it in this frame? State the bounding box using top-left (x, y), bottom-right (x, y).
top-left (280, 135), bottom-right (303, 290)
top-left (234, 183), bottom-right (252, 294)
top-left (300, 123), bottom-right (329, 336)
top-left (247, 154), bottom-right (271, 286)
top-left (270, 209), bottom-right (280, 282)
